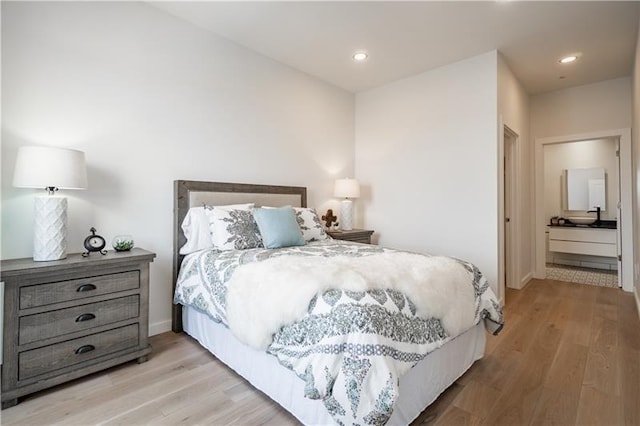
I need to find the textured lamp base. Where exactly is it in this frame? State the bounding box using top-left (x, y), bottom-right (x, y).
top-left (340, 199), bottom-right (354, 231)
top-left (33, 196), bottom-right (67, 261)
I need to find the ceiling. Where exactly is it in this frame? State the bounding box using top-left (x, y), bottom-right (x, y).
top-left (151, 1), bottom-right (640, 94)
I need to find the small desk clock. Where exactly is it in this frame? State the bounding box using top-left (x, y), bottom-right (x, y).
top-left (82, 227), bottom-right (108, 257)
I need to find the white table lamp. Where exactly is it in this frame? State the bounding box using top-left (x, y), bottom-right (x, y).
top-left (13, 146), bottom-right (88, 261)
top-left (334, 178), bottom-right (360, 231)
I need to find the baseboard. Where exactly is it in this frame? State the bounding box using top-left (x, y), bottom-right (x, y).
top-left (521, 272), bottom-right (533, 289)
top-left (506, 272), bottom-right (532, 293)
top-left (149, 319), bottom-right (172, 336)
top-left (635, 287), bottom-right (640, 321)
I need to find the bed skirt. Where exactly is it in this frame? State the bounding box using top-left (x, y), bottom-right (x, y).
top-left (183, 306), bottom-right (486, 425)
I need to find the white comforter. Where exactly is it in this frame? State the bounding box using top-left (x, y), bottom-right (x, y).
top-left (174, 240), bottom-right (503, 425)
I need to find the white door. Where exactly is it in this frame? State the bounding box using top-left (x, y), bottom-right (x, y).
top-left (503, 126), bottom-right (518, 291)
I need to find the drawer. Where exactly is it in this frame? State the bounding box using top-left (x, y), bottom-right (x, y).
top-left (350, 237), bottom-right (371, 244)
top-left (19, 296), bottom-right (140, 345)
top-left (19, 324), bottom-right (139, 381)
top-left (549, 228), bottom-right (616, 244)
top-left (549, 240), bottom-right (617, 257)
top-left (20, 271), bottom-right (140, 309)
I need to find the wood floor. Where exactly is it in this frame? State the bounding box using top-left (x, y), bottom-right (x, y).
top-left (3, 278), bottom-right (639, 425)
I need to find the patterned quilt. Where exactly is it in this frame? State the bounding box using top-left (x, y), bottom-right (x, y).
top-left (174, 240), bottom-right (503, 425)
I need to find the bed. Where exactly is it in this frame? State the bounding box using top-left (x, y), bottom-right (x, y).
top-left (172, 180), bottom-right (503, 426)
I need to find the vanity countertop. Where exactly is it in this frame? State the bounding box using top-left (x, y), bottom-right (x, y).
top-left (548, 220), bottom-right (617, 230)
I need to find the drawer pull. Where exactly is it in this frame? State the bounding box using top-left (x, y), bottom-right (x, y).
top-left (75, 345), bottom-right (95, 355)
top-left (76, 284), bottom-right (97, 292)
top-left (75, 313), bottom-right (96, 322)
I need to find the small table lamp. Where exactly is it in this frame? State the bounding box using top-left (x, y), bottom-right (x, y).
top-left (13, 146), bottom-right (88, 261)
top-left (334, 178), bottom-right (360, 231)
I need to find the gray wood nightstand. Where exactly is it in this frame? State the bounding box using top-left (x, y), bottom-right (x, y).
top-left (0, 248), bottom-right (155, 409)
top-left (327, 229), bottom-right (374, 244)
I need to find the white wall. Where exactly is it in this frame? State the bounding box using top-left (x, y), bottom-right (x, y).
top-left (543, 139), bottom-right (619, 221)
top-left (498, 54), bottom-right (531, 290)
top-left (355, 51), bottom-right (500, 296)
top-left (1, 2), bottom-right (355, 334)
top-left (531, 77), bottom-right (632, 139)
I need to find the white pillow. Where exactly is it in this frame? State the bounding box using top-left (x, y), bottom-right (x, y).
top-left (208, 207), bottom-right (263, 250)
top-left (179, 203), bottom-right (253, 255)
top-left (293, 207), bottom-right (331, 242)
top-left (179, 207), bottom-right (211, 255)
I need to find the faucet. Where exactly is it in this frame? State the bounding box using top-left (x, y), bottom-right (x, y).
top-left (587, 206), bottom-right (601, 225)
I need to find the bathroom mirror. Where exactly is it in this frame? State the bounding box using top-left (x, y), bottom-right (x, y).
top-left (566, 167), bottom-right (606, 211)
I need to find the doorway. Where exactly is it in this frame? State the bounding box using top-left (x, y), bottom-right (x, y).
top-left (543, 138), bottom-right (619, 287)
top-left (534, 128), bottom-right (634, 292)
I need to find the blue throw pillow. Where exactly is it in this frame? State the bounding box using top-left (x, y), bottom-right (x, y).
top-left (252, 206), bottom-right (306, 249)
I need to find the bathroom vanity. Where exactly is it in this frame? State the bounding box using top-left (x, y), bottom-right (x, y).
top-left (548, 225), bottom-right (617, 258)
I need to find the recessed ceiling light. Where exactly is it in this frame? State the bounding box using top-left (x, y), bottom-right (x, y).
top-left (559, 55), bottom-right (578, 64)
top-left (353, 51), bottom-right (368, 62)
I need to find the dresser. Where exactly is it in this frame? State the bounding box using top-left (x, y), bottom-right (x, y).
top-left (1, 248), bottom-right (155, 409)
top-left (327, 229), bottom-right (375, 244)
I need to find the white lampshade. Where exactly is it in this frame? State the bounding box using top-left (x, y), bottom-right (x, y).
top-left (13, 146), bottom-right (88, 261)
top-left (13, 146), bottom-right (88, 190)
top-left (334, 178), bottom-right (360, 199)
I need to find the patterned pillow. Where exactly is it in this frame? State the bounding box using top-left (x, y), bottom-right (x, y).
top-left (294, 207), bottom-right (330, 242)
top-left (180, 203), bottom-right (254, 254)
top-left (208, 208), bottom-right (263, 250)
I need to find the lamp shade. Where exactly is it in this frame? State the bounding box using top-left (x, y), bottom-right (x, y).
top-left (334, 178), bottom-right (360, 199)
top-left (13, 146), bottom-right (88, 190)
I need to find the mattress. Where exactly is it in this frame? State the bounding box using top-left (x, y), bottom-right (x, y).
top-left (183, 305), bottom-right (486, 426)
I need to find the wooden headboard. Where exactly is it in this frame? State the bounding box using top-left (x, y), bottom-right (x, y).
top-left (172, 180), bottom-right (307, 332)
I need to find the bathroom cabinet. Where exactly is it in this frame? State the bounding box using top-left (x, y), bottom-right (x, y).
top-left (548, 227), bottom-right (617, 258)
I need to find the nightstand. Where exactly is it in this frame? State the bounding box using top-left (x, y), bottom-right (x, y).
top-left (327, 229), bottom-right (375, 244)
top-left (0, 248), bottom-right (155, 409)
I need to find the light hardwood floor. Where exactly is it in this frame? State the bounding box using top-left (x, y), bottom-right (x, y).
top-left (3, 278), bottom-right (639, 425)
